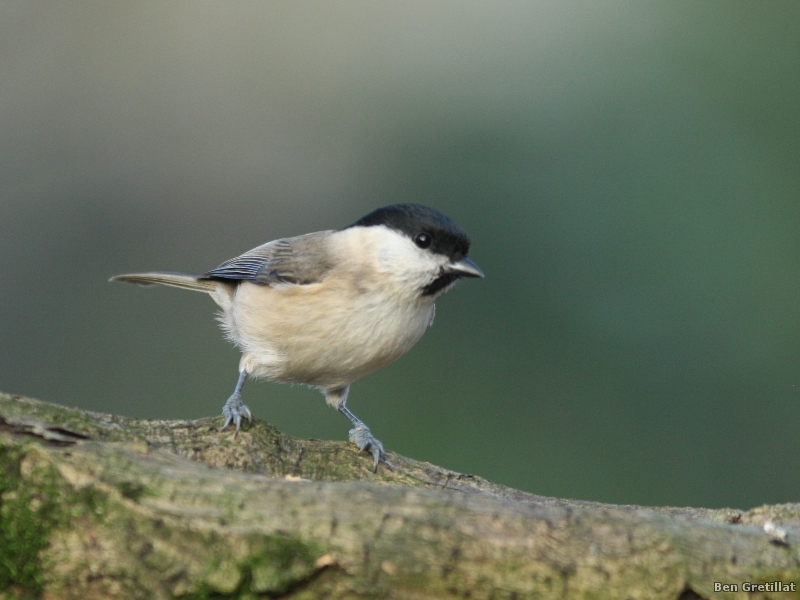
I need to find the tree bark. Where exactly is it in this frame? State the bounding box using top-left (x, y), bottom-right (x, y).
top-left (0, 392), bottom-right (798, 599)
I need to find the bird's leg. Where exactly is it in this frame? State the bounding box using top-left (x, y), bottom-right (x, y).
top-left (221, 370), bottom-right (251, 434)
top-left (325, 385), bottom-right (384, 471)
top-left (342, 405), bottom-right (385, 472)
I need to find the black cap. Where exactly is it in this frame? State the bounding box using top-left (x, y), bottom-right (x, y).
top-left (346, 204), bottom-right (471, 262)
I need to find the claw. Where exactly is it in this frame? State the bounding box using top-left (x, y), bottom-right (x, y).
top-left (349, 424), bottom-right (384, 472)
top-left (368, 444), bottom-right (382, 472)
top-left (221, 392), bottom-right (251, 435)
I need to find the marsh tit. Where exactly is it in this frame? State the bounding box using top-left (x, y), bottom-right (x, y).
top-left (111, 204), bottom-right (483, 469)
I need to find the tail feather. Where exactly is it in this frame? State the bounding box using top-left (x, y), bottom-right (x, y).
top-left (110, 271), bottom-right (217, 293)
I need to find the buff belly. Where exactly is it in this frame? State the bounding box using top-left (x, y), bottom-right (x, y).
top-left (224, 279), bottom-right (434, 387)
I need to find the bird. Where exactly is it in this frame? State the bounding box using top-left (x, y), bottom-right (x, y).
top-left (111, 203), bottom-right (483, 469)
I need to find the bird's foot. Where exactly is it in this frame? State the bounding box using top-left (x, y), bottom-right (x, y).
top-left (221, 392), bottom-right (252, 434)
top-left (349, 424), bottom-right (384, 471)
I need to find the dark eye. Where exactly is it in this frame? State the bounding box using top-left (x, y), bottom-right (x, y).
top-left (414, 232), bottom-right (432, 249)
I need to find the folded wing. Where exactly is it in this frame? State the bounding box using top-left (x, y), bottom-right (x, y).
top-left (204, 231), bottom-right (334, 286)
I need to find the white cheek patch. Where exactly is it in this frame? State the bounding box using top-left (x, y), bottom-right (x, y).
top-left (372, 227), bottom-right (444, 287)
top-left (373, 227), bottom-right (414, 265)
top-left (334, 225), bottom-right (448, 294)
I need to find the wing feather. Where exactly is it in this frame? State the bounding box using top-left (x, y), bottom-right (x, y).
top-left (203, 231), bottom-right (334, 286)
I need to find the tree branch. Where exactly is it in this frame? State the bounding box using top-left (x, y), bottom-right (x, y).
top-left (1, 392), bottom-right (798, 599)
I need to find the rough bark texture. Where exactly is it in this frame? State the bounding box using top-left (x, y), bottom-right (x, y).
top-left (1, 391), bottom-right (799, 599)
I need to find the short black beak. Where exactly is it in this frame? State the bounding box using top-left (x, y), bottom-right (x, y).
top-left (447, 257), bottom-right (484, 278)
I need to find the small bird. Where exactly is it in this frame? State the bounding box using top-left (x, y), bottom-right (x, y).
top-left (111, 204), bottom-right (483, 469)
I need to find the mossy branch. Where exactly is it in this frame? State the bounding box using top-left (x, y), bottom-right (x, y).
top-left (1, 392), bottom-right (799, 599)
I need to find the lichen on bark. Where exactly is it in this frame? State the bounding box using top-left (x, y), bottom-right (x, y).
top-left (1, 392), bottom-right (799, 599)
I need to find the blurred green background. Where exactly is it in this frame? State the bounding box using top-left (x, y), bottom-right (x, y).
top-left (2, 2), bottom-right (799, 509)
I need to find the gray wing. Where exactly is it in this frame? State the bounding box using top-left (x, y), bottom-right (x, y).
top-left (203, 231), bottom-right (335, 286)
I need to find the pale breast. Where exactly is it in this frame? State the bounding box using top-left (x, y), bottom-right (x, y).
top-left (228, 277), bottom-right (434, 386)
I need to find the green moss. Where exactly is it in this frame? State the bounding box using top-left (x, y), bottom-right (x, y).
top-left (73, 484), bottom-right (110, 518)
top-left (0, 445), bottom-right (62, 599)
top-left (246, 534), bottom-right (320, 594)
top-left (116, 480), bottom-right (148, 503)
top-left (179, 534), bottom-right (325, 600)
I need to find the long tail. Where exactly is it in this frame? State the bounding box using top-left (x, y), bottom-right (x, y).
top-left (110, 271), bottom-right (217, 293)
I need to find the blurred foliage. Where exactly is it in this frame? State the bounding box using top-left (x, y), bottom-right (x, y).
top-left (1, 2), bottom-right (799, 508)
